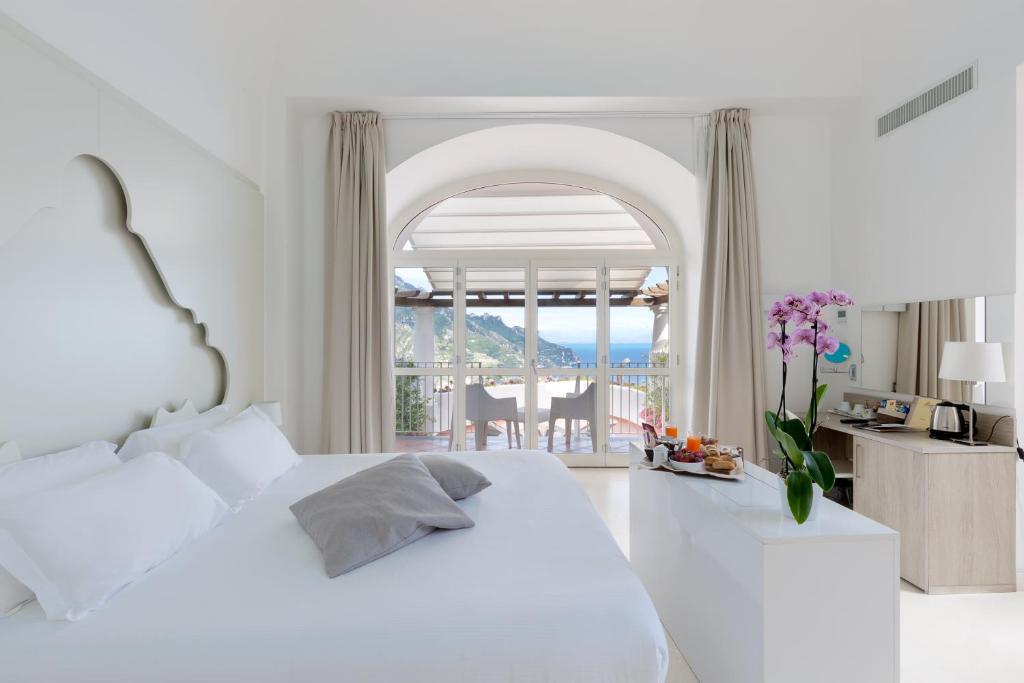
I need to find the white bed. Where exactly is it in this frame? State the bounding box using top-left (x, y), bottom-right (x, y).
top-left (0, 450), bottom-right (667, 682)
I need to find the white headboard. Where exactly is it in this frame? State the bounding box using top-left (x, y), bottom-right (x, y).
top-left (0, 18), bottom-right (264, 457)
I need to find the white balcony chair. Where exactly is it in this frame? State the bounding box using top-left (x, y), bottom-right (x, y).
top-left (516, 406), bottom-right (550, 440)
top-left (452, 383), bottom-right (522, 451)
top-left (548, 382), bottom-right (598, 453)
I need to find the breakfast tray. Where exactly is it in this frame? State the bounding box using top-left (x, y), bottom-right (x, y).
top-left (636, 454), bottom-right (745, 481)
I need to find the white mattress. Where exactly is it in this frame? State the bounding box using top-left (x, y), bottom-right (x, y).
top-left (0, 450), bottom-right (667, 682)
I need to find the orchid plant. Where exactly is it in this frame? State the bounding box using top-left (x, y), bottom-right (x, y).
top-left (764, 289), bottom-right (855, 523)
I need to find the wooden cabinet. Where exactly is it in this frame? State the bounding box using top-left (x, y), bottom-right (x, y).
top-left (851, 437), bottom-right (879, 519)
top-left (853, 437), bottom-right (927, 588)
top-left (847, 432), bottom-right (1016, 593)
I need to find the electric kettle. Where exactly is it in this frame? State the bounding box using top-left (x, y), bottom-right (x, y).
top-left (929, 401), bottom-right (972, 440)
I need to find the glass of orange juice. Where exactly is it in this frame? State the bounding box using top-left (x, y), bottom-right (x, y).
top-left (664, 425), bottom-right (679, 439)
top-left (686, 433), bottom-right (702, 453)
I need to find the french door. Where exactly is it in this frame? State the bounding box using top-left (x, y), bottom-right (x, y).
top-left (393, 255), bottom-right (676, 466)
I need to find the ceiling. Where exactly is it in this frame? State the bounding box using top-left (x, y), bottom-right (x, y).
top-left (0, 0), bottom-right (869, 185)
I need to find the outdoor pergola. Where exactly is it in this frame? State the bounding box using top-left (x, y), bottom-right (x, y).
top-left (393, 284), bottom-right (669, 308)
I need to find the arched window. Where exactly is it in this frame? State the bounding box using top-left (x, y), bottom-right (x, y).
top-left (392, 181), bottom-right (678, 466)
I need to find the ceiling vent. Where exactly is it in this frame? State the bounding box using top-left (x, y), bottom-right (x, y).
top-left (876, 64), bottom-right (977, 138)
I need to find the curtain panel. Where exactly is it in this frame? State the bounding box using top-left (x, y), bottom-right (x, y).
top-left (322, 112), bottom-right (393, 453)
top-left (691, 109), bottom-right (769, 466)
top-left (895, 298), bottom-right (973, 401)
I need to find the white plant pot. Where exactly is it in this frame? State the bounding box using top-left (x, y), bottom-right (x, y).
top-left (778, 475), bottom-right (824, 522)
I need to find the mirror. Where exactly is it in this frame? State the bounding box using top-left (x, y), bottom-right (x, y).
top-left (853, 294), bottom-right (1014, 407)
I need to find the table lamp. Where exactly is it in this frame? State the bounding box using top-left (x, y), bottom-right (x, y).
top-left (938, 342), bottom-right (1005, 446)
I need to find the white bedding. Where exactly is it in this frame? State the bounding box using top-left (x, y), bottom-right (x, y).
top-left (0, 450), bottom-right (667, 682)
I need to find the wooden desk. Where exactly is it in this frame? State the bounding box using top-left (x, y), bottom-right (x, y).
top-left (819, 415), bottom-right (1017, 593)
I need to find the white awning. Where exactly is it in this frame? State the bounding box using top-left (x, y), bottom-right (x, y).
top-left (404, 183), bottom-right (659, 252)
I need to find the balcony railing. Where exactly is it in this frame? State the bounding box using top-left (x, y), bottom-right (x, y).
top-left (393, 373), bottom-right (670, 444)
top-left (396, 360), bottom-right (663, 370)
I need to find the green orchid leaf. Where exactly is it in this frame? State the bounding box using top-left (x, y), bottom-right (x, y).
top-left (786, 469), bottom-right (814, 523)
top-left (773, 426), bottom-right (805, 468)
top-left (765, 412), bottom-right (806, 468)
top-left (802, 450), bottom-right (836, 492)
top-left (804, 383), bottom-right (829, 431)
top-left (779, 418), bottom-right (812, 451)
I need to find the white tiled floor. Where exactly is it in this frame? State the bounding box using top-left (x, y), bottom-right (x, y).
top-left (571, 467), bottom-right (1024, 683)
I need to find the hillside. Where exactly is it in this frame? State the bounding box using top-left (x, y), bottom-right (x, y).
top-left (395, 277), bottom-right (579, 368)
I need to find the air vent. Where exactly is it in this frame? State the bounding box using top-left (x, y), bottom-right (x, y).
top-left (876, 64), bottom-right (976, 138)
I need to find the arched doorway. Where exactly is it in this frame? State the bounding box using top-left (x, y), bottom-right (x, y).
top-left (386, 125), bottom-right (698, 466)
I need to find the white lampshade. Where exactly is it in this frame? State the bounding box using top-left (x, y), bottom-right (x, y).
top-left (252, 401), bottom-right (284, 427)
top-left (939, 342), bottom-right (1006, 383)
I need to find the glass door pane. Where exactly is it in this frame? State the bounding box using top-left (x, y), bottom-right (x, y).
top-left (464, 268), bottom-right (526, 369)
top-left (394, 267), bottom-right (457, 451)
top-left (462, 268), bottom-right (526, 450)
top-left (535, 267), bottom-right (602, 458)
top-left (394, 267), bottom-right (454, 368)
top-left (393, 373), bottom-right (456, 452)
top-left (536, 267), bottom-right (598, 370)
top-left (608, 266), bottom-right (671, 454)
top-left (609, 266), bottom-right (670, 368)
top-left (608, 374), bottom-right (671, 453)
top-left (538, 373), bottom-right (598, 454)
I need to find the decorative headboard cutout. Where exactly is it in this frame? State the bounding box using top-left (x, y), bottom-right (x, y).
top-left (0, 155), bottom-right (226, 457)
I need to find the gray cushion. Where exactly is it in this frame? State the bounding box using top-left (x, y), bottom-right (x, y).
top-left (418, 454), bottom-right (491, 500)
top-left (290, 454), bottom-right (474, 577)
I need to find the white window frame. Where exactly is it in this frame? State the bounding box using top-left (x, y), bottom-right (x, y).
top-left (393, 249), bottom-right (681, 467)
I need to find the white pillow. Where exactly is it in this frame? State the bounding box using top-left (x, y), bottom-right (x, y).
top-left (0, 440), bottom-right (120, 617)
top-left (0, 441), bottom-right (20, 466)
top-left (0, 441), bottom-right (119, 499)
top-left (179, 406), bottom-right (300, 510)
top-left (0, 452), bottom-right (227, 621)
top-left (118, 404), bottom-right (231, 461)
top-left (150, 398), bottom-right (200, 428)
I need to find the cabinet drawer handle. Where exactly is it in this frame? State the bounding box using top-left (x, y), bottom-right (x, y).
top-left (854, 444), bottom-right (861, 479)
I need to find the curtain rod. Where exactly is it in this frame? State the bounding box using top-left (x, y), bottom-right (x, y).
top-left (380, 111), bottom-right (707, 121)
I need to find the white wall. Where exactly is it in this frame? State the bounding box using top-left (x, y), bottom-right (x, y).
top-left (832, 0), bottom-right (1024, 305)
top-left (1017, 66), bottom-right (1024, 432)
top-left (0, 15), bottom-right (265, 454)
top-left (1, 157), bottom-right (224, 456)
top-left (757, 113), bottom-right (842, 417)
top-left (0, 2), bottom-right (283, 184)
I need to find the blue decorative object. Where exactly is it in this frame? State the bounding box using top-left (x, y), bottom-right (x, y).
top-left (824, 341), bottom-right (851, 364)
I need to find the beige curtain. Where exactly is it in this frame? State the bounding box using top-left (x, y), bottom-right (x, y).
top-left (322, 112), bottom-right (393, 453)
top-left (895, 298), bottom-right (972, 401)
top-left (692, 109), bottom-right (769, 466)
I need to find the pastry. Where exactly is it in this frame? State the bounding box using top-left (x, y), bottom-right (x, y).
top-left (705, 456), bottom-right (736, 472)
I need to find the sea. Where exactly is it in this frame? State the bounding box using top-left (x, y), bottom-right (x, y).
top-left (564, 342), bottom-right (654, 366)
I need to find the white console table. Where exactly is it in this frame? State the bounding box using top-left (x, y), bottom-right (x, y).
top-left (629, 446), bottom-right (899, 683)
